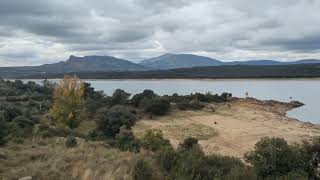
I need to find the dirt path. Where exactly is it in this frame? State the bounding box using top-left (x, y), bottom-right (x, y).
top-left (133, 98), bottom-right (320, 158)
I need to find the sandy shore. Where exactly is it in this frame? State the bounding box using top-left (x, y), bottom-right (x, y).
top-left (133, 98), bottom-right (320, 158)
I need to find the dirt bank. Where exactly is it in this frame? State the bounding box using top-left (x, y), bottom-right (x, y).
top-left (133, 98), bottom-right (320, 158)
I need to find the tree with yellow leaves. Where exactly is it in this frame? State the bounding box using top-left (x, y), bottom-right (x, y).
top-left (49, 75), bottom-right (86, 129)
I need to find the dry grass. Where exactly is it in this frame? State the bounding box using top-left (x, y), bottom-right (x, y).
top-left (76, 120), bottom-right (96, 134)
top-left (161, 123), bottom-right (218, 140)
top-left (0, 139), bottom-right (156, 180)
top-left (133, 108), bottom-right (219, 149)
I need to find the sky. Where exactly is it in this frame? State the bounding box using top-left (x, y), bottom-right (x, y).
top-left (0, 0), bottom-right (320, 66)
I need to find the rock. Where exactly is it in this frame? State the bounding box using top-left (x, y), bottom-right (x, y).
top-left (19, 176), bottom-right (32, 180)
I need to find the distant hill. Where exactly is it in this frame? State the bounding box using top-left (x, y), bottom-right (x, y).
top-left (1, 53), bottom-right (320, 78)
top-left (21, 63), bottom-right (320, 79)
top-left (0, 55), bottom-right (150, 78)
top-left (227, 59), bottom-right (320, 66)
top-left (226, 60), bottom-right (284, 66)
top-left (139, 53), bottom-right (223, 69)
top-left (139, 53), bottom-right (320, 69)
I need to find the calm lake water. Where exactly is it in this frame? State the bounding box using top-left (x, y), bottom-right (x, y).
top-left (25, 79), bottom-right (320, 124)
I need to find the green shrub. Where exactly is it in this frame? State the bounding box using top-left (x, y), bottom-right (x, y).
top-left (221, 92), bottom-right (232, 101)
top-left (173, 146), bottom-right (248, 180)
top-left (141, 129), bottom-right (172, 151)
top-left (10, 116), bottom-right (34, 138)
top-left (115, 126), bottom-right (140, 152)
top-left (158, 148), bottom-right (179, 173)
top-left (95, 105), bottom-right (136, 137)
top-left (65, 136), bottom-right (77, 148)
top-left (177, 100), bottom-right (204, 110)
top-left (87, 129), bottom-right (105, 141)
top-left (283, 170), bottom-right (308, 180)
top-left (36, 124), bottom-right (74, 138)
top-left (245, 137), bottom-right (309, 178)
top-left (140, 97), bottom-right (170, 115)
top-left (131, 89), bottom-right (156, 107)
top-left (0, 116), bottom-right (9, 145)
top-left (13, 137), bottom-right (24, 144)
top-left (111, 89), bottom-right (131, 105)
top-left (179, 137), bottom-right (198, 150)
top-left (132, 158), bottom-right (152, 180)
top-left (0, 103), bottom-right (23, 121)
top-left (84, 83), bottom-right (110, 117)
top-left (301, 137), bottom-right (320, 179)
top-left (191, 92), bottom-right (232, 103)
top-left (5, 96), bottom-right (29, 102)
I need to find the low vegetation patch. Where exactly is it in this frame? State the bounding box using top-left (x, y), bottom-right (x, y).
top-left (162, 123), bottom-right (218, 140)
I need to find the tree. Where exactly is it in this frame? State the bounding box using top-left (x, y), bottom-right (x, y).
top-left (95, 105), bottom-right (136, 137)
top-left (83, 82), bottom-right (109, 117)
top-left (245, 137), bottom-right (309, 178)
top-left (131, 89), bottom-right (156, 107)
top-left (111, 89), bottom-right (131, 105)
top-left (49, 75), bottom-right (86, 129)
top-left (140, 97), bottom-right (170, 115)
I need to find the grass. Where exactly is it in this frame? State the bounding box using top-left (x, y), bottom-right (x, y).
top-left (161, 123), bottom-right (218, 140)
top-left (133, 108), bottom-right (219, 143)
top-left (76, 120), bottom-right (96, 135)
top-left (0, 139), bottom-right (137, 180)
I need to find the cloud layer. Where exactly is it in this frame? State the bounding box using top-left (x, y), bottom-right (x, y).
top-left (0, 0), bottom-right (320, 66)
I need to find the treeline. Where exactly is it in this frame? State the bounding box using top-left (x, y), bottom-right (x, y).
top-left (17, 63), bottom-right (320, 79)
top-left (1, 77), bottom-right (320, 179)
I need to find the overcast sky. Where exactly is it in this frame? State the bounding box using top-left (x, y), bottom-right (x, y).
top-left (0, 0), bottom-right (320, 66)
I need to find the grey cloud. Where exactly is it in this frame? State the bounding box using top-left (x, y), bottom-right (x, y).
top-left (0, 0), bottom-right (320, 66)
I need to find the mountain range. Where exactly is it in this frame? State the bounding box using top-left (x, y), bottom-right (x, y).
top-left (0, 53), bottom-right (320, 78)
top-left (139, 53), bottom-right (320, 69)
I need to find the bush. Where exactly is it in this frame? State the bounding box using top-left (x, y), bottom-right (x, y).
top-left (192, 92), bottom-right (232, 103)
top-left (10, 116), bottom-right (35, 138)
top-left (111, 89), bottom-right (131, 105)
top-left (140, 97), bottom-right (170, 115)
top-left (65, 136), bottom-right (77, 148)
top-left (176, 100), bottom-right (204, 111)
top-left (141, 129), bottom-right (172, 151)
top-left (173, 145), bottom-right (249, 180)
top-left (245, 137), bottom-right (309, 178)
top-left (83, 83), bottom-right (110, 117)
top-left (132, 158), bottom-right (153, 180)
top-left (12, 137), bottom-right (24, 144)
top-left (0, 103), bottom-right (23, 121)
top-left (131, 89), bottom-right (156, 107)
top-left (0, 116), bottom-right (9, 145)
top-left (179, 137), bottom-right (198, 150)
top-left (301, 137), bottom-right (320, 179)
top-left (87, 129), bottom-right (105, 141)
top-left (35, 124), bottom-right (79, 138)
top-left (115, 126), bottom-right (140, 152)
top-left (95, 105), bottom-right (136, 137)
top-left (158, 148), bottom-right (179, 173)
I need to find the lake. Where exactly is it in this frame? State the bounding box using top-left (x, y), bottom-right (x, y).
top-left (24, 79), bottom-right (320, 124)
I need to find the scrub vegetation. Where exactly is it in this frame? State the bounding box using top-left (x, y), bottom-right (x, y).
top-left (0, 76), bottom-right (319, 180)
